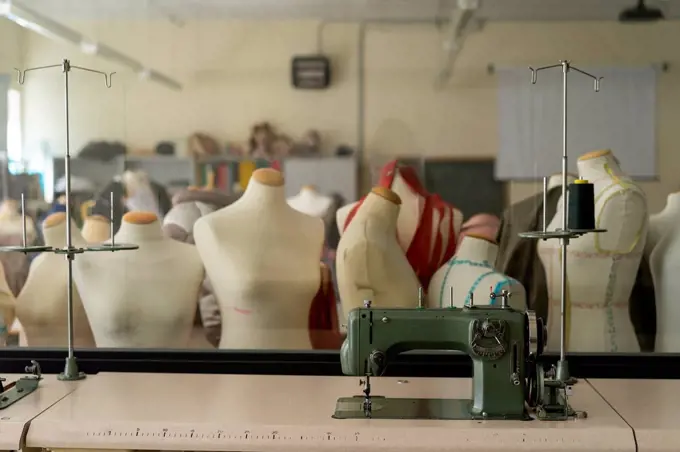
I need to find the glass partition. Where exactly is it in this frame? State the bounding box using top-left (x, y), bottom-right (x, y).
top-left (0, 0), bottom-right (674, 378)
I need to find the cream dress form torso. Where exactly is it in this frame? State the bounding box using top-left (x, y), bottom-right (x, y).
top-left (81, 215), bottom-right (111, 243)
top-left (73, 212), bottom-right (203, 348)
top-left (649, 193), bottom-right (680, 352)
top-left (287, 186), bottom-right (333, 218)
top-left (0, 262), bottom-right (16, 342)
top-left (16, 213), bottom-right (95, 347)
top-left (336, 187), bottom-right (420, 319)
top-left (646, 193), bottom-right (680, 259)
top-left (0, 200), bottom-right (36, 243)
top-left (428, 235), bottom-right (527, 310)
top-left (547, 173), bottom-right (577, 191)
top-left (336, 171), bottom-right (464, 267)
top-left (193, 169), bottom-right (324, 350)
top-left (538, 150), bottom-right (646, 353)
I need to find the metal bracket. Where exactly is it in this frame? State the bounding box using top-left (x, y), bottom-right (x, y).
top-left (0, 361), bottom-right (42, 410)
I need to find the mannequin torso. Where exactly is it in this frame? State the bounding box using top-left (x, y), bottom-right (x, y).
top-left (538, 150), bottom-right (646, 353)
top-left (0, 200), bottom-right (36, 243)
top-left (336, 187), bottom-right (420, 319)
top-left (647, 193), bottom-right (680, 258)
top-left (428, 235), bottom-right (526, 309)
top-left (193, 169), bottom-right (324, 350)
top-left (649, 193), bottom-right (680, 352)
top-left (16, 213), bottom-right (95, 347)
top-left (287, 186), bottom-right (333, 219)
top-left (336, 161), bottom-right (463, 290)
top-left (74, 212), bottom-right (203, 348)
top-left (81, 215), bottom-right (111, 243)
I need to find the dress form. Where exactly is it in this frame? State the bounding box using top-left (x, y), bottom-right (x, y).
top-left (337, 161), bottom-right (463, 290)
top-left (547, 173), bottom-right (576, 191)
top-left (428, 235), bottom-right (526, 310)
top-left (0, 199), bottom-right (36, 243)
top-left (81, 215), bottom-right (111, 243)
top-left (336, 187), bottom-right (420, 319)
top-left (537, 150), bottom-right (646, 353)
top-left (460, 214), bottom-right (500, 242)
top-left (74, 212), bottom-right (203, 348)
top-left (16, 213), bottom-right (95, 347)
top-left (647, 193), bottom-right (680, 258)
top-left (287, 185), bottom-right (333, 219)
top-left (193, 169), bottom-right (324, 350)
top-left (649, 193), bottom-right (680, 352)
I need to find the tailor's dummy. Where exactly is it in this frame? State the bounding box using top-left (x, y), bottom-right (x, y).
top-left (163, 187), bottom-right (240, 348)
top-left (0, 199), bottom-right (36, 243)
top-left (337, 187), bottom-right (420, 318)
top-left (287, 185), bottom-right (333, 219)
top-left (16, 213), bottom-right (95, 347)
top-left (73, 212), bottom-right (203, 348)
top-left (538, 150), bottom-right (647, 353)
top-left (646, 192), bottom-right (680, 258)
top-left (337, 161), bottom-right (463, 290)
top-left (429, 233), bottom-right (526, 309)
top-left (459, 214), bottom-right (501, 242)
top-left (649, 192), bottom-right (680, 352)
top-left (81, 215), bottom-right (111, 243)
top-left (193, 169), bottom-right (327, 350)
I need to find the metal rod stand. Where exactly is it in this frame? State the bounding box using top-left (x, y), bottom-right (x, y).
top-left (528, 60), bottom-right (601, 383)
top-left (13, 59), bottom-right (134, 381)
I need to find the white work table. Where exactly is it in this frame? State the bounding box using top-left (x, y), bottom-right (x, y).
top-left (0, 374), bottom-right (79, 450)
top-left (589, 379), bottom-right (678, 452)
top-left (24, 373), bottom-right (634, 451)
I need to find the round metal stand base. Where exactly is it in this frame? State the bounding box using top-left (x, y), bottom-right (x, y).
top-left (0, 245), bottom-right (53, 253)
top-left (57, 371), bottom-right (86, 381)
top-left (57, 357), bottom-right (87, 381)
top-left (86, 243), bottom-right (139, 252)
top-left (519, 229), bottom-right (607, 240)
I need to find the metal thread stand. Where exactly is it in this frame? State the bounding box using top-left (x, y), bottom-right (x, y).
top-left (11, 59), bottom-right (138, 381)
top-left (518, 60), bottom-right (604, 383)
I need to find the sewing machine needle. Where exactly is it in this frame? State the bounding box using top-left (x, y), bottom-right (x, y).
top-left (363, 374), bottom-right (372, 418)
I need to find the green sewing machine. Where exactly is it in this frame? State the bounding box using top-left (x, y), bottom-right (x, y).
top-left (334, 291), bottom-right (584, 422)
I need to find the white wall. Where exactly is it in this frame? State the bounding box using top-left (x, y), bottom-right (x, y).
top-left (21, 20), bottom-right (358, 158)
top-left (19, 19), bottom-right (680, 211)
top-left (0, 19), bottom-right (25, 78)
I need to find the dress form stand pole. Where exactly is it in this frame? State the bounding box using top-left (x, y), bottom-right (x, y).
top-left (13, 59), bottom-right (138, 381)
top-left (519, 60), bottom-right (603, 383)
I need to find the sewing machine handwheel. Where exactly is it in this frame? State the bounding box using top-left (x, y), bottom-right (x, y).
top-left (525, 311), bottom-right (546, 359)
top-left (525, 361), bottom-right (544, 409)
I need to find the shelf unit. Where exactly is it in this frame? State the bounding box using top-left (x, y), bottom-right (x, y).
top-left (195, 155), bottom-right (359, 202)
top-left (51, 154), bottom-right (359, 203)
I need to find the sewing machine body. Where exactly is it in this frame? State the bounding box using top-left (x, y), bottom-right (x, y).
top-left (339, 305), bottom-right (530, 420)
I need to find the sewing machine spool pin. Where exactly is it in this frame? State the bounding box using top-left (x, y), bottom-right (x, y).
top-left (489, 289), bottom-right (510, 308)
top-left (418, 287), bottom-right (424, 308)
top-left (109, 191), bottom-right (115, 248)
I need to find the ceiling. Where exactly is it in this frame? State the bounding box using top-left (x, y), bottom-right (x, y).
top-left (13, 0), bottom-right (680, 22)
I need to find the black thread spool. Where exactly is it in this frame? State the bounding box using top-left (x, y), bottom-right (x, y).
top-left (568, 179), bottom-right (595, 230)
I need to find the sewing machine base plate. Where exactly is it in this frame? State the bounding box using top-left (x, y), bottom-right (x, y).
top-left (333, 396), bottom-right (529, 420)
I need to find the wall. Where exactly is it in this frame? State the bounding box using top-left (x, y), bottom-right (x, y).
top-left (0, 19), bottom-right (25, 79)
top-left (20, 19), bottom-right (680, 212)
top-left (21, 20), bottom-right (359, 158)
top-left (364, 22), bottom-right (680, 212)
